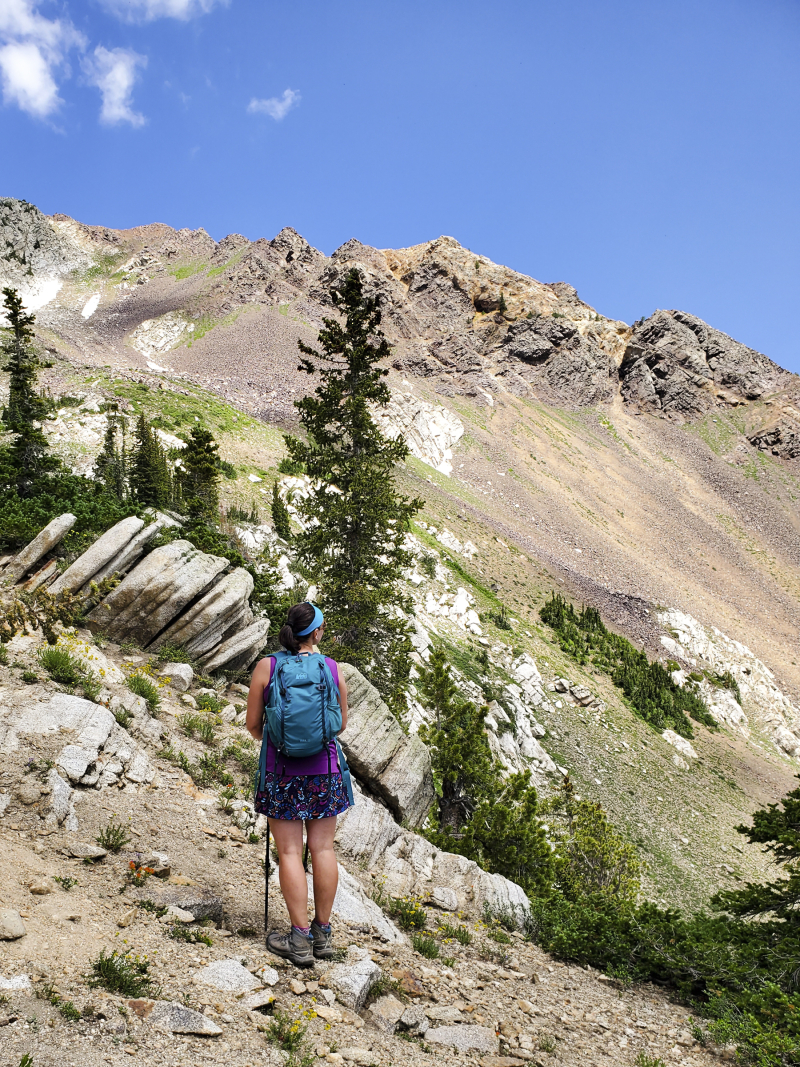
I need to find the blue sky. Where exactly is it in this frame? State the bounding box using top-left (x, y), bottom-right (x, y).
top-left (2, 0), bottom-right (800, 374)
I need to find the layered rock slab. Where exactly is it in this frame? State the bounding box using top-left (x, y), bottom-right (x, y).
top-left (338, 663), bottom-right (435, 828)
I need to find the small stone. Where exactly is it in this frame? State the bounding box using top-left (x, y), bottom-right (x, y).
top-left (118, 908), bottom-right (137, 928)
top-left (159, 664), bottom-right (194, 693)
top-left (68, 842), bottom-right (108, 860)
top-left (369, 993), bottom-right (405, 1033)
top-left (195, 958), bottom-right (262, 993)
top-left (253, 964), bottom-right (280, 986)
top-left (148, 1000), bottom-right (222, 1035)
top-left (327, 952), bottom-right (381, 1011)
top-left (161, 906), bottom-right (195, 923)
top-left (0, 974), bottom-right (31, 990)
top-left (289, 979), bottom-right (307, 995)
top-left (315, 1005), bottom-right (343, 1023)
top-left (29, 880), bottom-right (53, 895)
top-left (326, 1056), bottom-right (344, 1065)
top-left (393, 968), bottom-right (424, 997)
top-left (220, 704), bottom-right (237, 723)
top-left (180, 694), bottom-right (198, 708)
top-left (398, 1003), bottom-right (429, 1035)
top-left (425, 1024), bottom-right (497, 1053)
top-left (240, 990), bottom-right (275, 1012)
top-left (517, 999), bottom-right (535, 1015)
top-left (126, 999), bottom-right (155, 1019)
top-left (339, 1049), bottom-right (374, 1066)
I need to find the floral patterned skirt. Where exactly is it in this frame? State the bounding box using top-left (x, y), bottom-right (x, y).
top-left (254, 772), bottom-right (351, 821)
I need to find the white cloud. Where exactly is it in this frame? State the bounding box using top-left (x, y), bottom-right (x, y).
top-left (83, 46), bottom-right (147, 126)
top-left (0, 0), bottom-right (85, 118)
top-left (100, 0), bottom-right (228, 22)
top-left (247, 88), bottom-right (300, 121)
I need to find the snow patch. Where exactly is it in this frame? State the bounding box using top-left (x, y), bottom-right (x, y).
top-left (81, 293), bottom-right (101, 319)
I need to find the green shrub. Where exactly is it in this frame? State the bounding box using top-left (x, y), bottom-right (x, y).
top-left (95, 817), bottom-right (130, 853)
top-left (87, 949), bottom-right (154, 998)
top-left (196, 692), bottom-right (223, 714)
top-left (411, 933), bottom-right (440, 959)
top-left (38, 647), bottom-right (83, 686)
top-left (197, 716), bottom-right (218, 746)
top-left (438, 922), bottom-right (471, 945)
top-left (168, 924), bottom-right (212, 946)
top-left (488, 927), bottom-right (512, 944)
top-left (21, 670), bottom-right (38, 684)
top-left (539, 594), bottom-right (717, 737)
top-left (0, 645), bottom-right (7, 666)
top-left (179, 712), bottom-right (200, 738)
top-left (53, 876), bottom-right (78, 891)
top-left (127, 672), bottom-right (161, 713)
top-left (388, 896), bottom-right (427, 930)
top-left (157, 643), bottom-right (193, 665)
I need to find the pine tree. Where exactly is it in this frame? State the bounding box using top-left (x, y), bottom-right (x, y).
top-left (271, 482), bottom-right (291, 540)
top-left (179, 425), bottom-right (220, 520)
top-left (418, 647), bottom-right (553, 895)
top-left (129, 414), bottom-right (173, 509)
top-left (1, 287), bottom-right (57, 496)
top-left (713, 776), bottom-right (800, 923)
top-left (285, 268), bottom-right (423, 715)
top-left (94, 404), bottom-right (127, 501)
top-left (418, 647), bottom-right (495, 830)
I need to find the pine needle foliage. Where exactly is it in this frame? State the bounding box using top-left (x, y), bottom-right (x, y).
top-left (271, 482), bottom-right (291, 540)
top-left (539, 593), bottom-right (716, 737)
top-left (94, 404), bottom-right (127, 501)
top-left (178, 425), bottom-right (220, 519)
top-left (1, 287), bottom-right (58, 495)
top-left (284, 268), bottom-right (423, 715)
top-left (418, 648), bottom-right (553, 896)
top-left (129, 413), bottom-right (175, 509)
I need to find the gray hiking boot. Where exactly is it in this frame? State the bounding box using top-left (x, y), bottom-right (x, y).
top-left (266, 927), bottom-right (314, 968)
top-left (310, 919), bottom-right (334, 960)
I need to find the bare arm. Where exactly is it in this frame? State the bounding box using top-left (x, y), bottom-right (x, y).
top-left (338, 670), bottom-right (348, 733)
top-left (246, 657), bottom-right (272, 741)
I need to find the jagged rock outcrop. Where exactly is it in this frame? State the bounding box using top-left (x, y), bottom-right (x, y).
top-left (3, 513), bottom-right (76, 583)
top-left (371, 389), bottom-right (464, 475)
top-left (336, 784), bottom-right (530, 925)
top-left (749, 417), bottom-right (800, 459)
top-left (338, 664), bottom-right (435, 828)
top-left (49, 516), bottom-right (146, 595)
top-left (620, 310), bottom-right (787, 416)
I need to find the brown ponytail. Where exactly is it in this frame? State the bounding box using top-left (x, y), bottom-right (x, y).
top-left (279, 602), bottom-right (317, 653)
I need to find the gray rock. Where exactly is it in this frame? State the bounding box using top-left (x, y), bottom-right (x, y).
top-left (159, 663), bottom-right (194, 692)
top-left (569, 684), bottom-right (594, 706)
top-left (0, 910), bottom-right (26, 940)
top-left (425, 1024), bottom-right (497, 1053)
top-left (87, 540), bottom-right (229, 647)
top-left (430, 886), bottom-right (458, 911)
top-left (154, 568), bottom-right (254, 657)
top-left (49, 516), bottom-right (144, 595)
top-left (318, 866), bottom-right (404, 943)
top-left (90, 519), bottom-right (165, 585)
top-left (161, 906), bottom-right (194, 923)
top-left (620, 309), bottom-right (785, 416)
top-left (0, 973), bottom-right (31, 990)
top-left (338, 1050), bottom-right (374, 1066)
top-left (200, 617), bottom-right (270, 673)
top-left (45, 769), bottom-right (75, 828)
top-left (20, 558), bottom-right (59, 593)
top-left (195, 958), bottom-right (261, 993)
top-left (399, 1004), bottom-right (430, 1035)
top-left (497, 317), bottom-right (613, 407)
top-left (128, 883), bottom-right (223, 922)
top-left (148, 1000), bottom-right (222, 1035)
top-left (326, 948), bottom-right (381, 1011)
top-left (13, 778), bottom-right (44, 805)
top-left (368, 994), bottom-right (405, 1034)
top-left (241, 989), bottom-right (276, 1011)
top-left (5, 513), bottom-right (76, 583)
top-left (67, 843), bottom-right (107, 860)
top-left (749, 418), bottom-right (800, 460)
top-left (427, 1004), bottom-right (463, 1023)
top-left (338, 664), bottom-right (435, 827)
top-left (57, 744), bottom-right (95, 782)
top-left (252, 965), bottom-right (280, 987)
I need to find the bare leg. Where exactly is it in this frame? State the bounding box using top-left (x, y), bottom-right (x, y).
top-left (269, 818), bottom-right (308, 928)
top-left (306, 816), bottom-right (338, 925)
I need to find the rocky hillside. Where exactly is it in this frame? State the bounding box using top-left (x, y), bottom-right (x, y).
top-left (1, 194), bottom-right (800, 1063)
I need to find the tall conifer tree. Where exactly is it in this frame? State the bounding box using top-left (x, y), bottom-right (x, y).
top-left (94, 404), bottom-right (127, 501)
top-left (179, 425), bottom-right (220, 520)
top-left (129, 414), bottom-right (173, 508)
top-left (285, 268), bottom-right (423, 715)
top-left (271, 482), bottom-right (291, 540)
top-left (1, 287), bottom-right (56, 495)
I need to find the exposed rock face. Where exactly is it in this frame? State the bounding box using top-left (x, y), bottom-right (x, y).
top-left (200, 617), bottom-right (270, 672)
top-left (154, 567), bottom-right (255, 657)
top-left (3, 513), bottom-right (76, 583)
top-left (620, 310), bottom-right (787, 416)
top-left (49, 516), bottom-right (145, 595)
top-left (336, 785), bottom-right (530, 925)
top-left (338, 664), bottom-right (435, 828)
top-left (749, 417), bottom-right (800, 459)
top-left (371, 389), bottom-right (464, 475)
top-left (659, 608), bottom-right (800, 757)
top-left (87, 540), bottom-right (229, 646)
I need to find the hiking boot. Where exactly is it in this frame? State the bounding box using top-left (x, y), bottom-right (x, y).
top-left (310, 919), bottom-right (334, 960)
top-left (266, 927), bottom-right (314, 968)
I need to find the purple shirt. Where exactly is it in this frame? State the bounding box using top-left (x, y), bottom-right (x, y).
top-left (263, 655), bottom-right (340, 776)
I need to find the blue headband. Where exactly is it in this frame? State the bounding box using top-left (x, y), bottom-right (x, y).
top-left (294, 604), bottom-right (324, 637)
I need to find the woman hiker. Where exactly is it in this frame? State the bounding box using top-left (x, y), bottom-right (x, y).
top-left (246, 602), bottom-right (353, 968)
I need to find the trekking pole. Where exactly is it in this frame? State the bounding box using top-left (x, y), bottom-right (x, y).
top-left (264, 824), bottom-right (271, 944)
